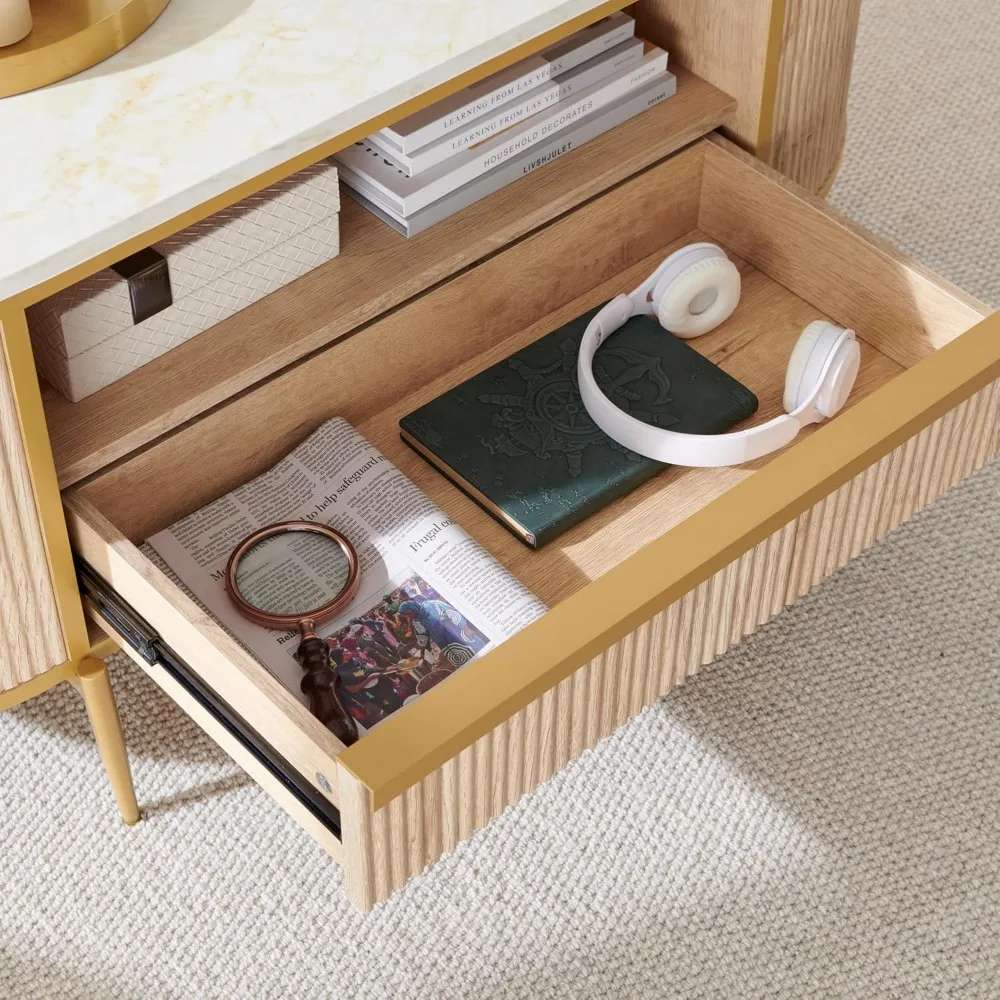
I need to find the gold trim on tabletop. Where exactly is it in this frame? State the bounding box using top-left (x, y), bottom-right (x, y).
top-left (0, 0), bottom-right (172, 99)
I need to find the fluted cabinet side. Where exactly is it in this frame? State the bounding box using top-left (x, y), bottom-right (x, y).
top-left (770, 0), bottom-right (864, 194)
top-left (0, 335), bottom-right (66, 691)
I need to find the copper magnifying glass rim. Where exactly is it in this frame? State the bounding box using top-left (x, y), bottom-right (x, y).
top-left (224, 521), bottom-right (361, 632)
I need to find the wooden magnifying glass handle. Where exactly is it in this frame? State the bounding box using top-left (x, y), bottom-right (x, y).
top-left (298, 636), bottom-right (359, 746)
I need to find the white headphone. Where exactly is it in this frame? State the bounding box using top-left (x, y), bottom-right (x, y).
top-left (577, 243), bottom-right (862, 467)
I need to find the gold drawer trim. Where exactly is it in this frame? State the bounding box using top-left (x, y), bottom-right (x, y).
top-left (340, 376), bottom-right (1000, 908)
top-left (339, 311), bottom-right (1000, 813)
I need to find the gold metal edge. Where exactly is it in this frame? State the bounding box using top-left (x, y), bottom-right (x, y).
top-left (0, 0), bottom-right (172, 99)
top-left (341, 309), bottom-right (1000, 810)
top-left (754, 0), bottom-right (787, 161)
top-left (0, 308), bottom-right (90, 664)
top-left (5, 0), bottom-right (635, 311)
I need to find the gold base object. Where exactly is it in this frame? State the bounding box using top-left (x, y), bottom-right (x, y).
top-left (0, 0), bottom-right (171, 99)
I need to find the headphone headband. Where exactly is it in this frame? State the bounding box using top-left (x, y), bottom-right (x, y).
top-left (577, 310), bottom-right (801, 466)
top-left (577, 247), bottom-right (860, 467)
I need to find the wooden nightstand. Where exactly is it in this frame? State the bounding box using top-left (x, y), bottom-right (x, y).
top-left (7, 0), bottom-right (994, 912)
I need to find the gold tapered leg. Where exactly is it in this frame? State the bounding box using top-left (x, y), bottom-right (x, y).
top-left (77, 657), bottom-right (140, 825)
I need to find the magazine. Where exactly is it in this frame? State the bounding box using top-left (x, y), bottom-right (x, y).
top-left (375, 11), bottom-right (636, 153)
top-left (339, 73), bottom-right (677, 237)
top-left (366, 38), bottom-right (645, 176)
top-left (336, 45), bottom-right (670, 217)
top-left (143, 418), bottom-right (546, 734)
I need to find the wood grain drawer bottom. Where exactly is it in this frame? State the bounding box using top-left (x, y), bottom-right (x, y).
top-left (66, 137), bottom-right (998, 910)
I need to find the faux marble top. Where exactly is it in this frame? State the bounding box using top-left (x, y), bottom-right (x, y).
top-left (0, 0), bottom-right (612, 301)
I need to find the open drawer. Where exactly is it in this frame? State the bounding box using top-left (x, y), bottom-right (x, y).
top-left (64, 137), bottom-right (998, 910)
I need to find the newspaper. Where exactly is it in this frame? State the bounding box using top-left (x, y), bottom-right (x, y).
top-left (144, 418), bottom-right (546, 734)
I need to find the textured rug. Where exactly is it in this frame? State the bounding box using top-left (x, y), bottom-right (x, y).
top-left (2, 1), bottom-right (998, 997)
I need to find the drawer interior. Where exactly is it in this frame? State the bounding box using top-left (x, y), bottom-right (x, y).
top-left (66, 137), bottom-right (989, 797)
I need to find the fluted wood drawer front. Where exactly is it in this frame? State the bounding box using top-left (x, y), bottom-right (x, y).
top-left (65, 136), bottom-right (996, 910)
top-left (338, 378), bottom-right (1000, 907)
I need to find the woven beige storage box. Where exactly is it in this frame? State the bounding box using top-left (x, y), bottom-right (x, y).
top-left (28, 160), bottom-right (341, 402)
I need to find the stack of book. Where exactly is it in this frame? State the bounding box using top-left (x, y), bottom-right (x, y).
top-left (336, 13), bottom-right (676, 238)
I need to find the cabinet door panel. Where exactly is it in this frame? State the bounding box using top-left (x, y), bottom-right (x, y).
top-left (0, 315), bottom-right (67, 690)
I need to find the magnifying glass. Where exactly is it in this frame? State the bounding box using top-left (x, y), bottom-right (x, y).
top-left (225, 522), bottom-right (361, 746)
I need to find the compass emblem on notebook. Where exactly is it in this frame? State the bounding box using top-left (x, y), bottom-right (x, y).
top-left (477, 337), bottom-right (678, 476)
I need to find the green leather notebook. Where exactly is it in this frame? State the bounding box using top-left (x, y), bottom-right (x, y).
top-left (399, 304), bottom-right (758, 548)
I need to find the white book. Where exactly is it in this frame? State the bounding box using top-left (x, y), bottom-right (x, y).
top-left (337, 45), bottom-right (670, 218)
top-left (368, 38), bottom-right (645, 176)
top-left (376, 12), bottom-right (636, 154)
top-left (340, 73), bottom-right (677, 238)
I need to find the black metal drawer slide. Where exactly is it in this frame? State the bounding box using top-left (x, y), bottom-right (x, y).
top-left (77, 560), bottom-right (341, 840)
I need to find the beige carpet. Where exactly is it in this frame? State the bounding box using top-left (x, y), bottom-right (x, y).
top-left (2, 2), bottom-right (998, 997)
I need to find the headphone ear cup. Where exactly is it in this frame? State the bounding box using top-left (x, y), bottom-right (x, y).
top-left (817, 336), bottom-right (861, 418)
top-left (783, 322), bottom-right (826, 413)
top-left (654, 255), bottom-right (741, 339)
top-left (784, 321), bottom-right (861, 417)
